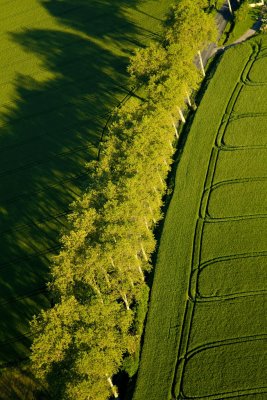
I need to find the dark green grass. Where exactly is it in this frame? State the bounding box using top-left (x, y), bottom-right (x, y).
top-left (200, 218), bottom-right (267, 262)
top-left (197, 255), bottom-right (267, 297)
top-left (134, 36), bottom-right (267, 400)
top-left (223, 116), bottom-right (267, 146)
top-left (207, 180), bottom-right (267, 217)
top-left (233, 85), bottom-right (267, 113)
top-left (181, 339), bottom-right (266, 398)
top-left (133, 43), bottom-right (251, 400)
top-left (0, 363), bottom-right (49, 399)
top-left (0, 0), bottom-right (172, 366)
top-left (213, 148), bottom-right (267, 182)
top-left (226, 6), bottom-right (260, 45)
top-left (249, 54), bottom-right (267, 82)
top-left (187, 297), bottom-right (266, 354)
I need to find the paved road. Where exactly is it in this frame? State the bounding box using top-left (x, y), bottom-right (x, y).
top-left (201, 0), bottom-right (240, 67)
top-left (200, 0), bottom-right (262, 67)
top-left (232, 19), bottom-right (262, 44)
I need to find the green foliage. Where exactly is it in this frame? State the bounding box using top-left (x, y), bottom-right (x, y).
top-left (225, 2), bottom-right (260, 44)
top-left (29, 1), bottom-right (218, 398)
top-left (129, 0), bottom-right (217, 111)
top-left (122, 285), bottom-right (150, 377)
top-left (31, 99), bottom-right (176, 399)
top-left (32, 298), bottom-right (132, 399)
top-left (0, 0), bottom-right (174, 373)
top-left (128, 44), bottom-right (168, 83)
top-left (165, 0), bottom-right (217, 48)
top-left (235, 0), bottom-right (250, 22)
top-left (133, 36), bottom-right (267, 400)
top-left (0, 365), bottom-right (48, 400)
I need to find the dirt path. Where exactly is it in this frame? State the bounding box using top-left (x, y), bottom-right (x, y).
top-left (232, 20), bottom-right (262, 44)
top-left (202, 5), bottom-right (262, 65)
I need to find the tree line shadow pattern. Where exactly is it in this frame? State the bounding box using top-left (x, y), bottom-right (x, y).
top-left (0, 0), bottom-right (169, 365)
top-left (172, 39), bottom-right (267, 399)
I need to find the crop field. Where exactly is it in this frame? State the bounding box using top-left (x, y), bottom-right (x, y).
top-left (0, 0), bottom-right (172, 367)
top-left (134, 36), bottom-right (267, 400)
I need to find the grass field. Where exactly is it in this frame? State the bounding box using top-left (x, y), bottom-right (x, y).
top-left (226, 6), bottom-right (260, 44)
top-left (133, 36), bottom-right (267, 400)
top-left (0, 0), bottom-right (172, 370)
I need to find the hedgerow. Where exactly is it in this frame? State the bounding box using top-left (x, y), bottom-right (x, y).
top-left (30, 1), bottom-right (217, 398)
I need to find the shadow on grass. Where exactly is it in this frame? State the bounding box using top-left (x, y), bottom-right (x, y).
top-left (0, 364), bottom-right (49, 400)
top-left (0, 0), bottom-right (149, 365)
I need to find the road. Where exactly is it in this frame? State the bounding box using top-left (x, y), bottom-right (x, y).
top-left (201, 0), bottom-right (240, 67)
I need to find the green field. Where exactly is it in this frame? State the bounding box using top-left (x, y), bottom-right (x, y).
top-left (134, 36), bottom-right (267, 399)
top-left (0, 0), bottom-right (172, 367)
top-left (225, 5), bottom-right (260, 45)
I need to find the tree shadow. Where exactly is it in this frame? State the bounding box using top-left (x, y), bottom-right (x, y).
top-left (0, 364), bottom-right (49, 399)
top-left (0, 0), bottom-right (160, 364)
top-left (37, 0), bottom-right (162, 44)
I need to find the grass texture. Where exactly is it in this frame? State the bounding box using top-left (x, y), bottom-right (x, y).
top-left (0, 0), bottom-right (172, 367)
top-left (227, 6), bottom-right (260, 44)
top-left (133, 36), bottom-right (267, 400)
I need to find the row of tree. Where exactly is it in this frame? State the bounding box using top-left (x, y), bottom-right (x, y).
top-left (30, 1), bottom-right (217, 399)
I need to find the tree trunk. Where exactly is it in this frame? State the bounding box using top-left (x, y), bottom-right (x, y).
top-left (148, 204), bottom-right (156, 224)
top-left (110, 257), bottom-right (116, 269)
top-left (144, 217), bottom-right (150, 231)
top-left (153, 186), bottom-right (161, 204)
top-left (157, 168), bottom-right (164, 187)
top-left (138, 265), bottom-right (144, 280)
top-left (140, 243), bottom-right (148, 261)
top-left (121, 292), bottom-right (131, 311)
top-left (227, 0), bottom-right (233, 14)
top-left (198, 50), bottom-right (205, 76)
top-left (93, 283), bottom-right (104, 304)
top-left (186, 91), bottom-right (192, 107)
top-left (178, 107), bottom-right (185, 123)
top-left (168, 140), bottom-right (174, 152)
top-left (106, 375), bottom-right (119, 398)
top-left (135, 254), bottom-right (145, 280)
top-left (101, 267), bottom-right (111, 286)
top-left (172, 120), bottom-right (179, 138)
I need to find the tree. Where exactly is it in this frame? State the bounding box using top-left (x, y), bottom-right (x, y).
top-left (30, 2), bottom-right (218, 398)
top-left (31, 297), bottom-right (132, 400)
top-left (128, 43), bottom-right (168, 85)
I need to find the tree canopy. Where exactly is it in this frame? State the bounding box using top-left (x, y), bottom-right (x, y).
top-left (30, 2), bottom-right (217, 398)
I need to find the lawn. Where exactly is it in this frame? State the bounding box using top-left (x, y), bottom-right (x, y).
top-left (226, 5), bottom-right (260, 44)
top-left (0, 0), bottom-right (172, 369)
top-left (133, 36), bottom-right (267, 400)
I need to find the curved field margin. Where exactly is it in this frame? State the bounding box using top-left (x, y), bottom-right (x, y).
top-left (0, 0), bottom-right (172, 367)
top-left (134, 37), bottom-right (267, 399)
